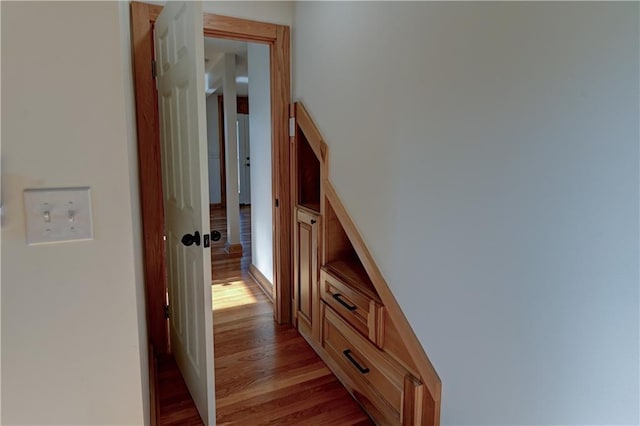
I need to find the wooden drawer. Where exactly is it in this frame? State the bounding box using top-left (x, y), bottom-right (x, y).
top-left (320, 268), bottom-right (383, 344)
top-left (322, 304), bottom-right (424, 425)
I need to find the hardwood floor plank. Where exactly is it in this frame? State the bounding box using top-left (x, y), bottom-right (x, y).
top-left (217, 377), bottom-right (358, 425)
top-left (215, 367), bottom-right (333, 409)
top-left (212, 311), bottom-right (275, 334)
top-left (214, 355), bottom-right (328, 393)
top-left (156, 206), bottom-right (372, 425)
top-left (213, 303), bottom-right (274, 327)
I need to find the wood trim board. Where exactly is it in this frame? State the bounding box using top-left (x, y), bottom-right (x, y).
top-left (131, 1), bottom-right (168, 355)
top-left (149, 4), bottom-right (277, 42)
top-left (203, 14), bottom-right (277, 43)
top-left (270, 24), bottom-right (292, 324)
top-left (295, 103), bottom-right (328, 164)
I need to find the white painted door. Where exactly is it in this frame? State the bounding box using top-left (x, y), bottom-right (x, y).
top-left (237, 114), bottom-right (251, 205)
top-left (154, 2), bottom-right (215, 425)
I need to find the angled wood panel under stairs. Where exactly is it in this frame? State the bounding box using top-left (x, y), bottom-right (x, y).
top-left (292, 102), bottom-right (442, 425)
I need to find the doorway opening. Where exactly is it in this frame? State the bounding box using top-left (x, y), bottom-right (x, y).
top-left (130, 2), bottom-right (292, 423)
top-left (131, 0), bottom-right (292, 354)
top-left (204, 38), bottom-right (274, 295)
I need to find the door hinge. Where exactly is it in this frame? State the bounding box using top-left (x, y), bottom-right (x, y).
top-left (164, 304), bottom-right (170, 319)
top-left (151, 60), bottom-right (157, 78)
top-left (289, 117), bottom-right (295, 137)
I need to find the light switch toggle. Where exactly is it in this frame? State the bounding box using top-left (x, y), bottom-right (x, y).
top-left (43, 210), bottom-right (51, 223)
top-left (68, 210), bottom-right (75, 222)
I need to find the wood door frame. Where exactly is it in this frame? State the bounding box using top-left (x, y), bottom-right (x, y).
top-left (131, 1), bottom-right (292, 357)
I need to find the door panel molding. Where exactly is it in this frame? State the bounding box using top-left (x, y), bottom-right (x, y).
top-left (153, 2), bottom-right (215, 423)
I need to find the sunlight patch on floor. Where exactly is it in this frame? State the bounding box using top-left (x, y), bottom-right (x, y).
top-left (211, 280), bottom-right (259, 310)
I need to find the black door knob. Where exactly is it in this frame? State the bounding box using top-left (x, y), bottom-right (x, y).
top-left (181, 231), bottom-right (201, 247)
top-left (211, 230), bottom-right (221, 242)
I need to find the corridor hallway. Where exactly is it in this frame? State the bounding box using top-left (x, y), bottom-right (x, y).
top-left (157, 207), bottom-right (372, 425)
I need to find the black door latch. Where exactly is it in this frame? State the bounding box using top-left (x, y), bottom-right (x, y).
top-left (181, 231), bottom-right (201, 246)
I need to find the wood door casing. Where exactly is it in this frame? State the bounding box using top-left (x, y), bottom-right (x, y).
top-left (131, 0), bottom-right (168, 356)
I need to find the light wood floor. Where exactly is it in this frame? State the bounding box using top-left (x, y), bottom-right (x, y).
top-left (157, 206), bottom-right (372, 425)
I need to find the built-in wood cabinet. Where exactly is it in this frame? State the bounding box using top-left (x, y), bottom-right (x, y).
top-left (291, 102), bottom-right (440, 426)
top-left (294, 207), bottom-right (320, 342)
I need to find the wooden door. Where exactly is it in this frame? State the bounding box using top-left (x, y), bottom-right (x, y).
top-left (237, 114), bottom-right (251, 205)
top-left (154, 2), bottom-right (215, 424)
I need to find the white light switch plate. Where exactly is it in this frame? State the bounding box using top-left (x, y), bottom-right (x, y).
top-left (23, 187), bottom-right (93, 245)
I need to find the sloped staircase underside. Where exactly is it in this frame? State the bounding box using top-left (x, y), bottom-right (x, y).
top-left (292, 102), bottom-right (441, 425)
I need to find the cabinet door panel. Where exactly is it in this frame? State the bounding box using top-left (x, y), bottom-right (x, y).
top-left (294, 208), bottom-right (320, 342)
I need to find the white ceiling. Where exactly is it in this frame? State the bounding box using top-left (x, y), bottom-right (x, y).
top-left (204, 37), bottom-right (249, 96)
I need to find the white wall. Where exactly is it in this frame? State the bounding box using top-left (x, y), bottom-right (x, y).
top-left (118, 2), bottom-right (150, 424)
top-left (206, 95), bottom-right (222, 204)
top-left (248, 43), bottom-right (274, 283)
top-left (142, 1), bottom-right (294, 27)
top-left (294, 2), bottom-right (639, 425)
top-left (1, 2), bottom-right (146, 424)
top-left (203, 1), bottom-right (293, 27)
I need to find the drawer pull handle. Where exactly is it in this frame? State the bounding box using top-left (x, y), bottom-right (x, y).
top-left (333, 293), bottom-right (357, 311)
top-left (343, 349), bottom-right (370, 374)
